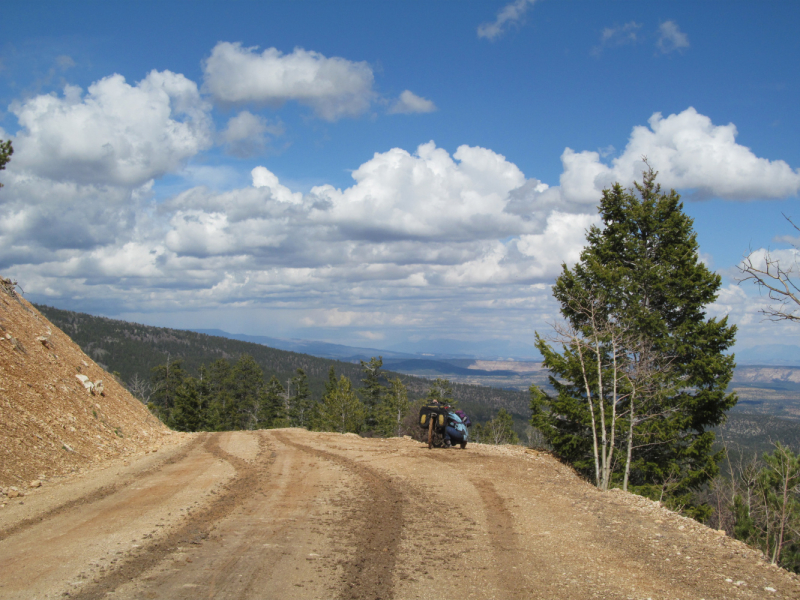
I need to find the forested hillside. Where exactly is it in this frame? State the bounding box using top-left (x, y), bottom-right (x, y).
top-left (714, 412), bottom-right (800, 460)
top-left (34, 304), bottom-right (530, 426)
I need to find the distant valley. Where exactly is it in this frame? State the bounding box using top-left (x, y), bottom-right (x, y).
top-left (57, 315), bottom-right (800, 422)
top-left (195, 329), bottom-right (800, 420)
top-left (33, 306), bottom-right (800, 454)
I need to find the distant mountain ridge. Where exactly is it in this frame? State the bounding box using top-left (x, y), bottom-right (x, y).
top-left (731, 365), bottom-right (800, 392)
top-left (192, 328), bottom-right (800, 389)
top-left (381, 358), bottom-right (519, 377)
top-left (190, 329), bottom-right (418, 361)
top-left (734, 344), bottom-right (800, 366)
top-left (32, 305), bottom-right (800, 430)
top-left (192, 329), bottom-right (800, 368)
top-left (33, 305), bottom-right (532, 427)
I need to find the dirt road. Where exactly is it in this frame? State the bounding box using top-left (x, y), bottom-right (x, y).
top-left (1, 429), bottom-right (798, 600)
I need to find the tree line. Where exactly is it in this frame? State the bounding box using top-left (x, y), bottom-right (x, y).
top-left (34, 302), bottom-right (532, 431)
top-left (134, 354), bottom-right (519, 443)
top-left (139, 355), bottom-right (407, 436)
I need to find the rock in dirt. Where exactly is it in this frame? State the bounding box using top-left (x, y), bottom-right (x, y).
top-left (0, 282), bottom-right (170, 487)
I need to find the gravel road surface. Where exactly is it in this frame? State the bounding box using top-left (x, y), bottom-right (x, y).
top-left (1, 428), bottom-right (798, 600)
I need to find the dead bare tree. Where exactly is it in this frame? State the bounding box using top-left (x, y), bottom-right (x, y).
top-left (128, 372), bottom-right (160, 404)
top-left (484, 414), bottom-right (517, 445)
top-left (705, 440), bottom-right (740, 533)
top-left (738, 214), bottom-right (800, 322)
top-left (524, 424), bottom-right (549, 450)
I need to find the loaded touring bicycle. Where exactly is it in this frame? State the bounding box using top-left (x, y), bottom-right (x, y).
top-left (418, 404), bottom-right (469, 449)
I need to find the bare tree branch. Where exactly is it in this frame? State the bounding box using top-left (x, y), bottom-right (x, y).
top-left (738, 214), bottom-right (800, 322)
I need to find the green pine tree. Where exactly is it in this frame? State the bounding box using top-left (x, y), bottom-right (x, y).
top-left (258, 375), bottom-right (288, 428)
top-left (287, 368), bottom-right (312, 428)
top-left (318, 375), bottom-right (364, 434)
top-left (203, 358), bottom-right (239, 430)
top-left (150, 357), bottom-right (188, 422)
top-left (170, 378), bottom-right (206, 432)
top-left (360, 356), bottom-right (385, 429)
top-left (325, 366), bottom-right (338, 395)
top-left (376, 377), bottom-right (410, 437)
top-left (307, 366), bottom-right (339, 431)
top-left (204, 358), bottom-right (233, 430)
top-left (230, 354), bottom-right (264, 430)
top-left (531, 166), bottom-right (736, 514)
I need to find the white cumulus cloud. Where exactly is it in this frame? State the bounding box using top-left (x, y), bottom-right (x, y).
top-left (10, 71), bottom-right (212, 187)
top-left (4, 97), bottom-right (800, 347)
top-left (309, 141), bottom-right (537, 241)
top-left (202, 42), bottom-right (375, 121)
top-left (555, 107), bottom-right (800, 205)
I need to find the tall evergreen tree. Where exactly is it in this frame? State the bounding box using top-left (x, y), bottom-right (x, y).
top-left (170, 377), bottom-right (207, 432)
top-left (318, 375), bottom-right (364, 434)
top-left (230, 354), bottom-right (264, 430)
top-left (206, 358), bottom-right (236, 430)
top-left (150, 357), bottom-right (187, 420)
top-left (306, 366), bottom-right (339, 431)
top-left (206, 358), bottom-right (237, 431)
top-left (360, 356), bottom-right (385, 429)
top-left (325, 366), bottom-right (337, 395)
top-left (287, 368), bottom-right (312, 427)
top-left (376, 377), bottom-right (410, 437)
top-left (258, 375), bottom-right (288, 428)
top-left (531, 167), bottom-right (736, 514)
top-left (195, 365), bottom-right (212, 430)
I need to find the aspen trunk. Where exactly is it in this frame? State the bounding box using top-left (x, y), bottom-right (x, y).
top-left (623, 390), bottom-right (635, 492)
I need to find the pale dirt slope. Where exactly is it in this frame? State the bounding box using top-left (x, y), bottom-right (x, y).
top-left (1, 428), bottom-right (798, 600)
top-left (0, 282), bottom-right (172, 491)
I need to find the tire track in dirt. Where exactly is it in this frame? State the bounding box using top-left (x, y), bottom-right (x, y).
top-left (473, 478), bottom-right (542, 597)
top-left (0, 434), bottom-right (205, 542)
top-left (206, 441), bottom-right (311, 599)
top-left (273, 431), bottom-right (404, 600)
top-left (68, 433), bottom-right (271, 600)
top-left (109, 430), bottom-right (345, 600)
top-left (312, 436), bottom-right (485, 597)
top-left (419, 448), bottom-right (570, 597)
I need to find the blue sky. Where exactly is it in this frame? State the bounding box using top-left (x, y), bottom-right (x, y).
top-left (1, 1), bottom-right (799, 357)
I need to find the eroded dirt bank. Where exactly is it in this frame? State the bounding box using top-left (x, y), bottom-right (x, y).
top-left (1, 428), bottom-right (798, 600)
top-left (0, 287), bottom-right (171, 488)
